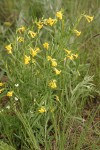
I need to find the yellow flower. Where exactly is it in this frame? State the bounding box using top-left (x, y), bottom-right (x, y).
top-left (35, 47), bottom-right (40, 52)
top-left (30, 47), bottom-right (40, 57)
top-left (5, 44), bottom-right (12, 54)
top-left (17, 36), bottom-right (24, 42)
top-left (84, 15), bottom-right (94, 23)
top-left (16, 26), bottom-right (25, 34)
top-left (30, 49), bottom-right (37, 57)
top-left (49, 80), bottom-right (57, 89)
top-left (67, 55), bottom-right (74, 60)
top-left (43, 42), bottom-right (49, 50)
top-left (56, 11), bottom-right (63, 20)
top-left (55, 95), bottom-right (60, 101)
top-left (73, 29), bottom-right (81, 36)
top-left (38, 107), bottom-right (46, 113)
top-left (73, 54), bottom-right (78, 58)
top-left (47, 56), bottom-right (57, 66)
top-left (0, 82), bottom-right (4, 86)
top-left (7, 91), bottom-right (13, 97)
top-left (36, 21), bottom-right (43, 29)
top-left (54, 68), bottom-right (61, 75)
top-left (28, 30), bottom-right (37, 38)
top-left (64, 49), bottom-right (71, 54)
top-left (46, 18), bottom-right (56, 26)
top-left (47, 56), bottom-right (52, 61)
top-left (51, 59), bottom-right (57, 67)
top-left (24, 55), bottom-right (30, 64)
top-left (0, 88), bottom-right (4, 93)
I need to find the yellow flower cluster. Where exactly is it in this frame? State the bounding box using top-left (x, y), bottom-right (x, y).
top-left (24, 55), bottom-right (31, 65)
top-left (17, 36), bottom-right (24, 42)
top-left (53, 68), bottom-right (61, 75)
top-left (49, 80), bottom-right (57, 89)
top-left (56, 11), bottom-right (63, 20)
top-left (36, 21), bottom-right (43, 29)
top-left (47, 56), bottom-right (61, 75)
top-left (16, 26), bottom-right (26, 34)
top-left (67, 54), bottom-right (78, 60)
top-left (46, 18), bottom-right (57, 26)
top-left (7, 91), bottom-right (13, 97)
top-left (30, 47), bottom-right (40, 57)
top-left (3, 11), bottom-right (94, 116)
top-left (47, 56), bottom-right (52, 61)
top-left (64, 49), bottom-right (71, 54)
top-left (43, 42), bottom-right (49, 50)
top-left (47, 56), bottom-right (57, 67)
top-left (84, 15), bottom-right (94, 23)
top-left (67, 55), bottom-right (74, 60)
top-left (73, 29), bottom-right (81, 36)
top-left (36, 11), bottom-right (62, 29)
top-left (5, 44), bottom-right (12, 54)
top-left (38, 106), bottom-right (46, 113)
top-left (5, 11), bottom-right (63, 56)
top-left (51, 59), bottom-right (57, 67)
top-left (64, 49), bottom-right (78, 60)
top-left (24, 47), bottom-right (40, 65)
top-left (28, 30), bottom-right (37, 38)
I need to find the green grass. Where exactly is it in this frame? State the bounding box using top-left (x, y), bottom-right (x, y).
top-left (0, 1), bottom-right (100, 150)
